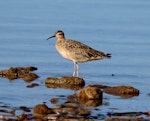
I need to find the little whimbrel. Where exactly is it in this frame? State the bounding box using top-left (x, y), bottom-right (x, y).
top-left (47, 30), bottom-right (111, 77)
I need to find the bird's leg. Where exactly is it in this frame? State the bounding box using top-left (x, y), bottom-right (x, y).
top-left (73, 62), bottom-right (77, 77)
top-left (76, 63), bottom-right (79, 77)
top-left (73, 62), bottom-right (79, 77)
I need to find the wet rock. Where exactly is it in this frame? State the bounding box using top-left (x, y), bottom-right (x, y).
top-left (23, 73), bottom-right (38, 82)
top-left (33, 104), bottom-right (52, 115)
top-left (18, 114), bottom-right (27, 120)
top-left (67, 95), bottom-right (76, 99)
top-left (3, 118), bottom-right (18, 121)
top-left (26, 83), bottom-right (40, 88)
top-left (56, 116), bottom-right (94, 121)
top-left (49, 95), bottom-right (94, 118)
top-left (104, 85), bottom-right (139, 97)
top-left (19, 106), bottom-right (31, 112)
top-left (46, 114), bottom-right (59, 120)
top-left (78, 86), bottom-right (103, 100)
top-left (67, 95), bottom-right (77, 103)
top-left (45, 76), bottom-right (85, 90)
top-left (62, 102), bottom-right (79, 108)
top-left (107, 111), bottom-right (145, 117)
top-left (50, 98), bottom-right (59, 104)
top-left (52, 105), bottom-right (62, 109)
top-left (89, 84), bottom-right (139, 98)
top-left (79, 99), bottom-right (102, 107)
top-left (60, 76), bottom-right (85, 85)
top-left (46, 76), bottom-right (85, 85)
top-left (77, 108), bottom-right (91, 116)
top-left (148, 111), bottom-right (150, 116)
top-left (25, 66), bottom-right (37, 71)
top-left (52, 107), bottom-right (69, 115)
top-left (105, 117), bottom-right (149, 121)
top-left (0, 66), bottom-right (38, 81)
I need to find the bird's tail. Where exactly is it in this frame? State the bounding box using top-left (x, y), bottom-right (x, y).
top-left (105, 53), bottom-right (111, 59)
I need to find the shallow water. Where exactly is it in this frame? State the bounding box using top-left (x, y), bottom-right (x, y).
top-left (0, 0), bottom-right (150, 119)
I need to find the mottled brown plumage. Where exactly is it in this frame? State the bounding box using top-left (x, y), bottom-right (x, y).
top-left (47, 30), bottom-right (111, 76)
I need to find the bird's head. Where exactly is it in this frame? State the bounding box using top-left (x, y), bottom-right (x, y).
top-left (47, 30), bottom-right (65, 40)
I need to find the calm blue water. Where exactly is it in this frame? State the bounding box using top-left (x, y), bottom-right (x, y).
top-left (0, 0), bottom-right (150, 117)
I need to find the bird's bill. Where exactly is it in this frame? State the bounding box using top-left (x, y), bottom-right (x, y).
top-left (47, 35), bottom-right (55, 40)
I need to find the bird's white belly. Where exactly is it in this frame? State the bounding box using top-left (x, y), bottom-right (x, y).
top-left (56, 46), bottom-right (73, 61)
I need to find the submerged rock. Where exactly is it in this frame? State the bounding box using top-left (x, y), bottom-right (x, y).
top-left (0, 66), bottom-right (38, 82)
top-left (45, 76), bottom-right (85, 90)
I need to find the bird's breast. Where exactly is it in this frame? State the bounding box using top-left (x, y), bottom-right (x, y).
top-left (56, 41), bottom-right (73, 60)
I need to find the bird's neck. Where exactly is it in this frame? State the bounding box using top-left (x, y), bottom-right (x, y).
top-left (56, 38), bottom-right (65, 42)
